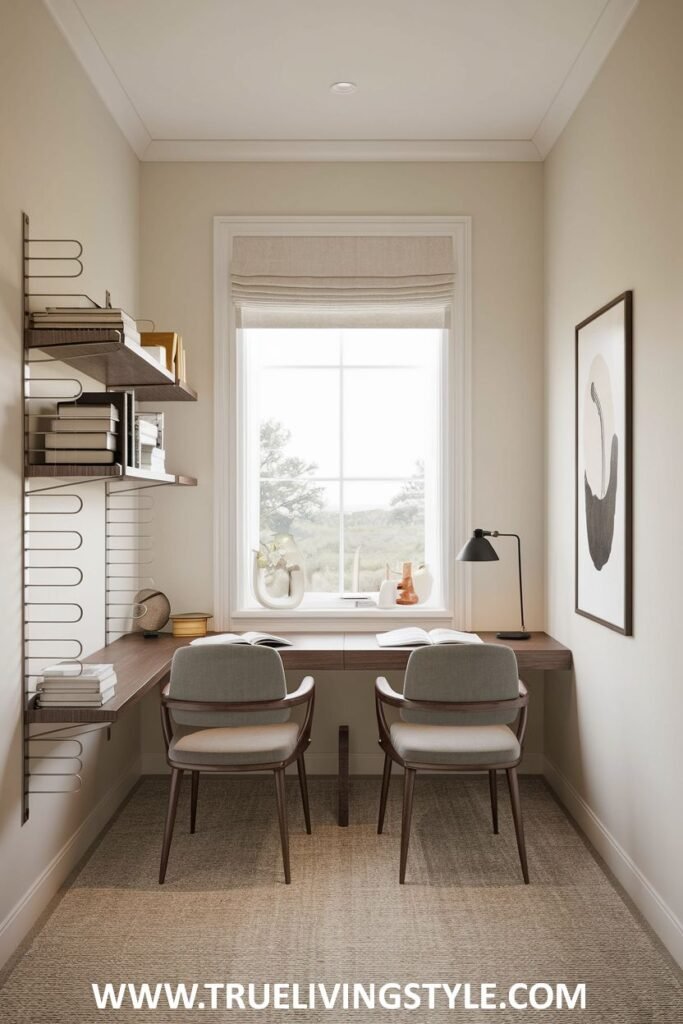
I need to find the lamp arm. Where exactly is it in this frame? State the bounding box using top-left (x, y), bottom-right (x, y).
top-left (491, 532), bottom-right (526, 632)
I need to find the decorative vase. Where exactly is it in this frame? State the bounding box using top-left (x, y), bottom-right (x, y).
top-left (252, 550), bottom-right (305, 610)
top-left (412, 563), bottom-right (434, 603)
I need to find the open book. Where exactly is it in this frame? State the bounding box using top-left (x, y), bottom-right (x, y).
top-left (376, 628), bottom-right (483, 648)
top-left (190, 631), bottom-right (292, 649)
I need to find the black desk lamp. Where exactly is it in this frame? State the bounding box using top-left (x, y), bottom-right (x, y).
top-left (456, 529), bottom-right (530, 640)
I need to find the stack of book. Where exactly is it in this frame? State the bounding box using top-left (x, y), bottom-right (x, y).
top-left (44, 401), bottom-right (119, 465)
top-left (36, 663), bottom-right (117, 708)
top-left (30, 306), bottom-right (140, 346)
top-left (136, 413), bottom-right (165, 473)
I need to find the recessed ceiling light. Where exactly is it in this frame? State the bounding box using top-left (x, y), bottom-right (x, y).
top-left (330, 81), bottom-right (357, 95)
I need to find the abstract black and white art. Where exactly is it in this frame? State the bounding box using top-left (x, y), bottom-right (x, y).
top-left (575, 292), bottom-right (632, 634)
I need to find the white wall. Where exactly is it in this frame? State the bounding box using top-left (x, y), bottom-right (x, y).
top-left (0, 0), bottom-right (140, 966)
top-left (138, 161), bottom-right (546, 773)
top-left (544, 0), bottom-right (683, 965)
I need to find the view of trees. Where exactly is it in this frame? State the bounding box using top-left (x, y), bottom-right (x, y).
top-left (259, 420), bottom-right (425, 592)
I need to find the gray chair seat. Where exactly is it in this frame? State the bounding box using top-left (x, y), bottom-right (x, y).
top-left (390, 721), bottom-right (520, 766)
top-left (170, 721), bottom-right (299, 766)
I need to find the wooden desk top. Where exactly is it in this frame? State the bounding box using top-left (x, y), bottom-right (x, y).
top-left (27, 630), bottom-right (571, 725)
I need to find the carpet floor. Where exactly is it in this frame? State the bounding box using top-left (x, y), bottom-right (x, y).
top-left (0, 775), bottom-right (680, 1022)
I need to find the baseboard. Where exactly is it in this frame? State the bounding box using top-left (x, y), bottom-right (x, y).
top-left (141, 750), bottom-right (544, 775)
top-left (0, 759), bottom-right (141, 970)
top-left (543, 756), bottom-right (683, 968)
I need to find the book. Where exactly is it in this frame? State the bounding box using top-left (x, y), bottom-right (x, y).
top-left (70, 391), bottom-right (132, 467)
top-left (42, 663), bottom-right (114, 678)
top-left (141, 332), bottom-right (178, 377)
top-left (45, 449), bottom-right (115, 464)
top-left (376, 628), bottom-right (483, 648)
top-left (44, 432), bottom-right (116, 450)
top-left (50, 416), bottom-right (119, 432)
top-left (27, 328), bottom-right (140, 347)
top-left (39, 673), bottom-right (116, 691)
top-left (37, 687), bottom-right (116, 707)
top-left (190, 631), bottom-right (292, 648)
top-left (58, 403), bottom-right (119, 419)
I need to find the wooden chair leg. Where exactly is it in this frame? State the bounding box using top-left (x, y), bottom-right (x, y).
top-left (377, 752), bottom-right (392, 834)
top-left (159, 768), bottom-right (183, 884)
top-left (399, 768), bottom-right (416, 884)
top-left (297, 755), bottom-right (312, 835)
top-left (506, 766), bottom-right (529, 884)
top-left (489, 770), bottom-right (499, 834)
top-left (274, 768), bottom-right (291, 884)
top-left (190, 771), bottom-right (199, 834)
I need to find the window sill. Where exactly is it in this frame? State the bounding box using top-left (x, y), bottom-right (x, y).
top-left (229, 604), bottom-right (454, 633)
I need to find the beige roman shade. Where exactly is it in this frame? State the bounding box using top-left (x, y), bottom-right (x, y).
top-left (231, 234), bottom-right (454, 327)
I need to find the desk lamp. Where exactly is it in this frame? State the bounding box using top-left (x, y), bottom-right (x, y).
top-left (456, 529), bottom-right (530, 640)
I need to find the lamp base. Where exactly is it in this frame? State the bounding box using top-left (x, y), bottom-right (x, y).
top-left (496, 630), bottom-right (531, 640)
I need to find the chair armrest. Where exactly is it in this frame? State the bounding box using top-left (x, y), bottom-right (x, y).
top-left (519, 680), bottom-right (528, 698)
top-left (283, 675), bottom-right (315, 707)
top-left (375, 676), bottom-right (405, 707)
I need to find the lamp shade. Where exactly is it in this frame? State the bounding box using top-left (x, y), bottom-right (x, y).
top-left (456, 530), bottom-right (499, 562)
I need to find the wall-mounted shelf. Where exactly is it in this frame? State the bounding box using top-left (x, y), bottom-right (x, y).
top-left (25, 330), bottom-right (197, 401)
top-left (21, 211), bottom-right (199, 822)
top-left (27, 464), bottom-right (197, 486)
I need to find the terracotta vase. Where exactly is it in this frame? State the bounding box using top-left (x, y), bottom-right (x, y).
top-left (396, 561), bottom-right (419, 605)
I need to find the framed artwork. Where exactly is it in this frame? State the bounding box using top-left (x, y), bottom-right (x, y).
top-left (575, 291), bottom-right (632, 634)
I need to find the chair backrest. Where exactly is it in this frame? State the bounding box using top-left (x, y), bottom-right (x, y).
top-left (402, 644), bottom-right (520, 725)
top-left (168, 645), bottom-right (288, 728)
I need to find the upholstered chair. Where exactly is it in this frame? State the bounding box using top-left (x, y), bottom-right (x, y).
top-left (159, 644), bottom-right (315, 884)
top-left (375, 643), bottom-right (529, 884)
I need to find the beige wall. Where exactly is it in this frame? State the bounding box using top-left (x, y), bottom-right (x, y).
top-left (139, 161), bottom-right (546, 772)
top-left (0, 0), bottom-right (140, 965)
top-left (544, 0), bottom-right (683, 964)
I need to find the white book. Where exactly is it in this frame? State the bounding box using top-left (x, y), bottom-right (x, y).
top-left (45, 432), bottom-right (116, 450)
top-left (39, 673), bottom-right (116, 692)
top-left (50, 417), bottom-right (119, 432)
top-left (45, 450), bottom-right (115, 464)
top-left (58, 404), bottom-right (118, 420)
top-left (376, 628), bottom-right (483, 648)
top-left (190, 631), bottom-right (292, 649)
top-left (38, 686), bottom-right (116, 706)
top-left (42, 662), bottom-right (114, 678)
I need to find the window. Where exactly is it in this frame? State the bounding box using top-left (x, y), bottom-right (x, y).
top-left (238, 325), bottom-right (447, 609)
top-left (214, 217), bottom-right (471, 626)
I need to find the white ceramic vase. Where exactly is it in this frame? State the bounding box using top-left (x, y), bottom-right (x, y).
top-left (252, 552), bottom-right (305, 610)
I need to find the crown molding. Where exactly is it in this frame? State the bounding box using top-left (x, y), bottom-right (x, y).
top-left (533, 0), bottom-right (639, 157)
top-left (142, 138), bottom-right (542, 162)
top-left (44, 0), bottom-right (151, 157)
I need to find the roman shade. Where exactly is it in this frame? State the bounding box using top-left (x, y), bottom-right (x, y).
top-left (231, 234), bottom-right (454, 328)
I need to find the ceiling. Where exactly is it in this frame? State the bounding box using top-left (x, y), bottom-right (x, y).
top-left (45, 0), bottom-right (638, 161)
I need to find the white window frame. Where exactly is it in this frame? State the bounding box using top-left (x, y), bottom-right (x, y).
top-left (213, 216), bottom-right (472, 632)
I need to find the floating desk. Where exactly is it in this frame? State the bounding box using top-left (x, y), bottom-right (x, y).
top-left (27, 630), bottom-right (572, 824)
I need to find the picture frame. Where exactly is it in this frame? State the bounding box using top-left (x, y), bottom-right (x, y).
top-left (575, 291), bottom-right (633, 634)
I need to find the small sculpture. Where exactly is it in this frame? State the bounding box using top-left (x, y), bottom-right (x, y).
top-left (133, 588), bottom-right (171, 638)
top-left (252, 534), bottom-right (304, 610)
top-left (395, 561), bottom-right (419, 605)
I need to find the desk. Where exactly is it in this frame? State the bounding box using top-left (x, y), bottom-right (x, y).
top-left (27, 630), bottom-right (572, 824)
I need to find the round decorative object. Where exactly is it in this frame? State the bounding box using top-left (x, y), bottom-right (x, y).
top-left (133, 588), bottom-right (171, 636)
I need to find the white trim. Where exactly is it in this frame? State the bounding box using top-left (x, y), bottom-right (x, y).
top-left (213, 216), bottom-right (472, 632)
top-left (544, 756), bottom-right (683, 968)
top-left (144, 139), bottom-right (541, 163)
top-left (44, 0), bottom-right (151, 158)
top-left (532, 0), bottom-right (639, 157)
top-left (0, 760), bottom-right (140, 969)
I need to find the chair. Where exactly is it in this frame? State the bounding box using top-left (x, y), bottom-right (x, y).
top-left (159, 644), bottom-right (315, 885)
top-left (374, 643), bottom-right (529, 884)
